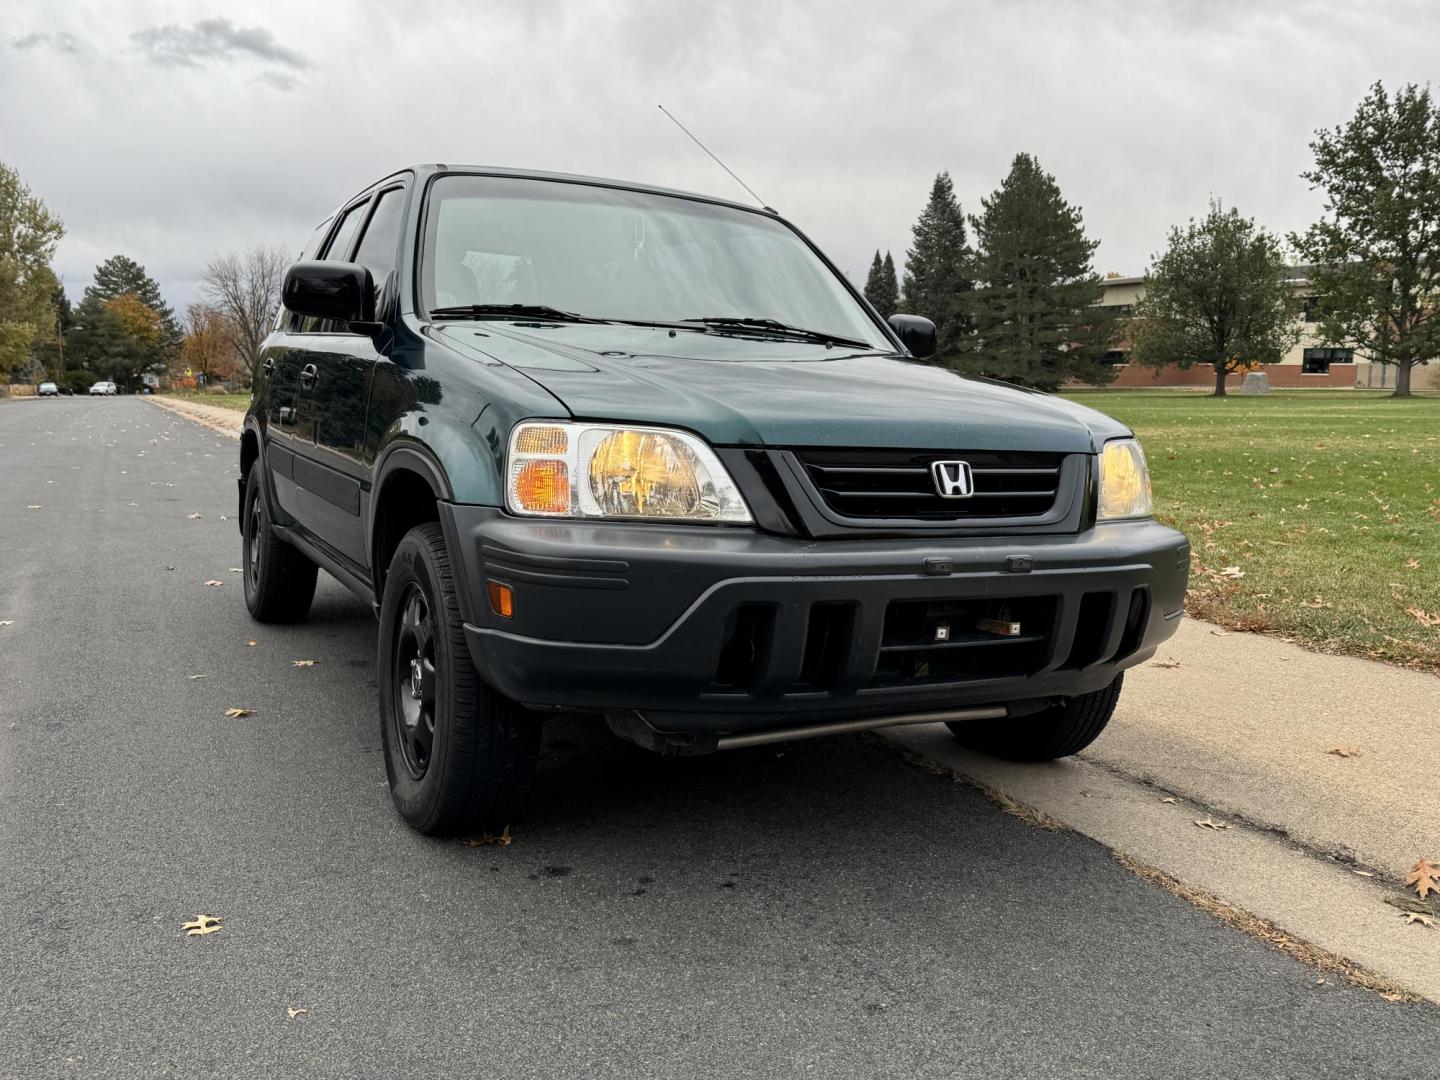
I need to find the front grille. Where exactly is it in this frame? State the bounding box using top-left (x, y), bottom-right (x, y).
top-left (793, 448), bottom-right (1066, 521)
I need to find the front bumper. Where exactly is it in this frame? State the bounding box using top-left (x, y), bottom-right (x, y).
top-left (441, 506), bottom-right (1189, 734)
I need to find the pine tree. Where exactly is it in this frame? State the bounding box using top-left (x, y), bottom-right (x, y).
top-left (85, 254), bottom-right (181, 348)
top-left (966, 153), bottom-right (1115, 390)
top-left (881, 252), bottom-right (898, 315)
top-left (863, 249), bottom-right (900, 317)
top-left (901, 173), bottom-right (973, 356)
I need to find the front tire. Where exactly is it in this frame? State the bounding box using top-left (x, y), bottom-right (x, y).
top-left (378, 522), bottom-right (542, 835)
top-left (241, 463), bottom-right (318, 623)
top-left (947, 675), bottom-right (1123, 761)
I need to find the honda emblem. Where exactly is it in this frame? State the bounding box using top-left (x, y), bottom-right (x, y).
top-left (930, 460), bottom-right (974, 498)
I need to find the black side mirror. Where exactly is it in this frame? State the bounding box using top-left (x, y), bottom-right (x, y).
top-left (888, 314), bottom-right (937, 359)
top-left (282, 261), bottom-right (377, 328)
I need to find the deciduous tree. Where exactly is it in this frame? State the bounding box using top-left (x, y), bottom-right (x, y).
top-left (901, 173), bottom-right (973, 356)
top-left (967, 153), bottom-right (1116, 390)
top-left (202, 245), bottom-right (288, 385)
top-left (1131, 201), bottom-right (1300, 397)
top-left (0, 160), bottom-right (65, 381)
top-left (181, 303), bottom-right (239, 384)
top-left (1293, 82), bottom-right (1440, 397)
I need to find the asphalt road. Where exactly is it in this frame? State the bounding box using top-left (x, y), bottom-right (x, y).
top-left (2, 397), bottom-right (1436, 1079)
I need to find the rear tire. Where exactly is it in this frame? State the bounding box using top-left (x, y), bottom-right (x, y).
top-left (946, 675), bottom-right (1123, 761)
top-left (241, 463), bottom-right (318, 623)
top-left (378, 522), bottom-right (542, 835)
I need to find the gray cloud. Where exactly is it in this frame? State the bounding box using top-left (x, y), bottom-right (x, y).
top-left (11, 31), bottom-right (78, 53)
top-left (254, 70), bottom-right (302, 93)
top-left (129, 17), bottom-right (306, 70)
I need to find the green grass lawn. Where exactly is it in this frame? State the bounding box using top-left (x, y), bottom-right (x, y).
top-left (1062, 389), bottom-right (1440, 672)
top-left (160, 391), bottom-right (251, 412)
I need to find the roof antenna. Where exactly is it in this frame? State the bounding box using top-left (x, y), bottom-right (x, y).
top-left (657, 105), bottom-right (772, 210)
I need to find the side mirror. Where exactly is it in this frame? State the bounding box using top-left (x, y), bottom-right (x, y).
top-left (888, 314), bottom-right (937, 359)
top-left (282, 261), bottom-right (376, 328)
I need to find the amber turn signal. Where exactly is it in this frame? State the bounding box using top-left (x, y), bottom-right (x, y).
top-left (487, 580), bottom-right (514, 619)
top-left (511, 459), bottom-right (570, 514)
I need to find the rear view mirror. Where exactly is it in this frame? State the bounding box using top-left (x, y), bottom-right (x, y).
top-left (888, 314), bottom-right (937, 359)
top-left (282, 261), bottom-right (376, 326)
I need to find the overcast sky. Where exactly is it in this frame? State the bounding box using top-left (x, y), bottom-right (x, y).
top-left (4, 0), bottom-right (1438, 314)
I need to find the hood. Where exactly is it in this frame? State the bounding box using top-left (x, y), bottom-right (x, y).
top-left (434, 322), bottom-right (1127, 453)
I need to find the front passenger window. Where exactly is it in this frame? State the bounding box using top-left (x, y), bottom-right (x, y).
top-left (352, 188), bottom-right (405, 311)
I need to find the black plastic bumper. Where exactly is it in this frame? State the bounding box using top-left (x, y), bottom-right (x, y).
top-left (440, 506), bottom-right (1189, 734)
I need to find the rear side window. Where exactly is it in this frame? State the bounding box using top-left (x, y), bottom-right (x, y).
top-left (352, 188), bottom-right (405, 303)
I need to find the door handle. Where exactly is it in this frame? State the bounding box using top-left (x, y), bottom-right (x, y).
top-left (262, 358), bottom-right (275, 376)
top-left (299, 363), bottom-right (318, 388)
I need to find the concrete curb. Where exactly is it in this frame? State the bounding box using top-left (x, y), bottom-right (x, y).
top-left (881, 724), bottom-right (1440, 1003)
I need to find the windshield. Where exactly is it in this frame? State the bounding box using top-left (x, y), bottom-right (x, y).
top-left (421, 175), bottom-right (891, 348)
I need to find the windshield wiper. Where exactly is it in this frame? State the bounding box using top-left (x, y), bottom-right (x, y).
top-left (428, 304), bottom-right (607, 324)
top-left (678, 316), bottom-right (872, 350)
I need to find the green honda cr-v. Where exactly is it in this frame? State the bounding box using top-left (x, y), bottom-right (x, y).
top-left (239, 165), bottom-right (1189, 834)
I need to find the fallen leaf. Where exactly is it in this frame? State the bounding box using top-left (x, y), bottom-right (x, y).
top-left (1406, 558), bottom-right (1421, 570)
top-left (464, 825), bottom-right (514, 847)
top-left (1160, 796), bottom-right (1178, 804)
top-left (0, 620), bottom-right (13, 627)
top-left (245, 639), bottom-right (258, 647)
top-left (1194, 817), bottom-right (1230, 830)
top-left (224, 707), bottom-right (254, 718)
top-left (1404, 857), bottom-right (1440, 899)
top-left (1326, 746), bottom-right (1363, 758)
top-left (187, 512), bottom-right (203, 520)
top-left (1403, 912), bottom-right (1435, 928)
top-left (182, 915), bottom-right (222, 937)
top-left (286, 1007), bottom-right (308, 1020)
top-left (291, 659), bottom-right (317, 668)
top-left (1405, 606), bottom-right (1440, 629)
top-left (1381, 992), bottom-right (1407, 1003)
top-left (204, 579), bottom-right (224, 587)
top-left (1209, 628), bottom-right (1227, 637)
top-left (1301, 597), bottom-right (1333, 609)
top-left (229, 567), bottom-right (243, 573)
top-left (1218, 566), bottom-right (1245, 580)
top-left (186, 674), bottom-right (208, 680)
top-left (1352, 870), bottom-right (1375, 877)
top-left (1154, 658), bottom-right (1181, 669)
top-left (26, 504), bottom-right (42, 510)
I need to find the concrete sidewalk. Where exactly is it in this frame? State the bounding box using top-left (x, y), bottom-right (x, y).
top-left (148, 395), bottom-right (244, 438)
top-left (1093, 617), bottom-right (1438, 881)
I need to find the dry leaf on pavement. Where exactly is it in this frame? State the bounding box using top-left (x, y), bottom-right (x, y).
top-left (187, 512), bottom-right (203, 520)
top-left (1194, 817), bottom-right (1230, 830)
top-left (286, 1007), bottom-right (308, 1019)
top-left (182, 915), bottom-right (222, 936)
top-left (0, 620), bottom-right (13, 627)
top-left (204, 579), bottom-right (224, 587)
top-left (245, 639), bottom-right (258, 647)
top-left (224, 707), bottom-right (254, 718)
top-left (291, 659), bottom-right (316, 668)
top-left (1154, 658), bottom-right (1181, 669)
top-left (1160, 796), bottom-right (1178, 804)
top-left (1404, 857), bottom-right (1440, 899)
top-left (1326, 746), bottom-right (1363, 758)
top-left (1403, 913), bottom-right (1436, 928)
top-left (229, 567), bottom-right (243, 573)
top-left (464, 825), bottom-right (514, 847)
top-left (186, 674), bottom-right (208, 680)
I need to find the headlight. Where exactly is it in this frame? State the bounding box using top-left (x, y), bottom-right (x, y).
top-left (507, 421), bottom-right (752, 523)
top-left (1097, 438), bottom-right (1153, 521)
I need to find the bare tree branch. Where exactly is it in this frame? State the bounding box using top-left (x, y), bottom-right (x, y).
top-left (200, 244), bottom-right (287, 383)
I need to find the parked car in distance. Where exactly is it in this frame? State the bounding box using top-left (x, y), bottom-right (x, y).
top-left (89, 381), bottom-right (117, 396)
top-left (239, 164), bottom-right (1190, 835)
top-left (37, 382), bottom-right (59, 396)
